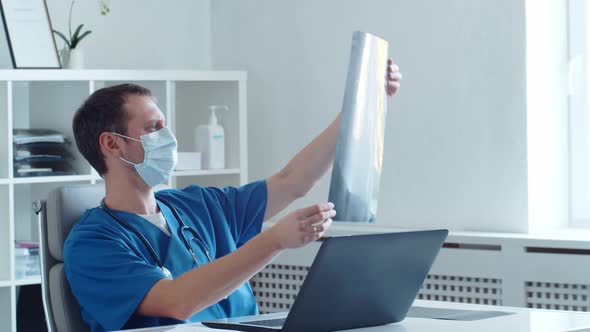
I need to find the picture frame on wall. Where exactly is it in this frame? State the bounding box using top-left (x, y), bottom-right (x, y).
top-left (0, 0), bottom-right (61, 69)
top-left (0, 9), bottom-right (12, 69)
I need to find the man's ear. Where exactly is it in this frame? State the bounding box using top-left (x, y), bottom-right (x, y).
top-left (99, 132), bottom-right (122, 158)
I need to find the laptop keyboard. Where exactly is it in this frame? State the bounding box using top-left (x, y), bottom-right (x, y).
top-left (241, 317), bottom-right (287, 327)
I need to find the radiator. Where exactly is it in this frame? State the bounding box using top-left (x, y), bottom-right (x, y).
top-left (250, 232), bottom-right (590, 314)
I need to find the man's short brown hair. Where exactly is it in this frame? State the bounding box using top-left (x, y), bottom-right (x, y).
top-left (72, 83), bottom-right (153, 175)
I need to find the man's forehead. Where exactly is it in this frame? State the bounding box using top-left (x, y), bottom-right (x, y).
top-left (123, 95), bottom-right (163, 121)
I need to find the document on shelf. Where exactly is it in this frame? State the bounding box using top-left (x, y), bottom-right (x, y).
top-left (17, 167), bottom-right (53, 174)
top-left (13, 129), bottom-right (65, 144)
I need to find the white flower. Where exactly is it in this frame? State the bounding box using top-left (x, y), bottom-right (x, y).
top-left (99, 0), bottom-right (110, 16)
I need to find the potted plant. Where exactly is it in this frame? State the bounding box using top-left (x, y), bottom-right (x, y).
top-left (52, 0), bottom-right (110, 69)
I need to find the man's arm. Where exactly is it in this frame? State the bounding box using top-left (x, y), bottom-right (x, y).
top-left (264, 114), bottom-right (341, 220)
top-left (264, 60), bottom-right (402, 221)
top-left (136, 203), bottom-right (335, 320)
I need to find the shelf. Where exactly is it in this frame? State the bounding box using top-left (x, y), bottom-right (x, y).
top-left (0, 70), bottom-right (246, 82)
top-left (10, 174), bottom-right (94, 184)
top-left (173, 169), bottom-right (241, 177)
top-left (0, 70), bottom-right (248, 332)
top-left (13, 276), bottom-right (41, 286)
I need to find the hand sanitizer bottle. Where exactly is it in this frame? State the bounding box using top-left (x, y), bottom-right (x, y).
top-left (195, 105), bottom-right (227, 169)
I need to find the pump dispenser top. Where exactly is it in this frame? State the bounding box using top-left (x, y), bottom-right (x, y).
top-left (208, 105), bottom-right (228, 126)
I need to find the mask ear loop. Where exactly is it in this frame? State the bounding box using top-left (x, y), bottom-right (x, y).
top-left (110, 132), bottom-right (143, 166)
top-left (111, 131), bottom-right (142, 142)
top-left (119, 157), bottom-right (139, 167)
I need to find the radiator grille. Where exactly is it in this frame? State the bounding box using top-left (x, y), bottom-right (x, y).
top-left (252, 265), bottom-right (504, 313)
top-left (417, 274), bottom-right (503, 306)
top-left (251, 263), bottom-right (310, 313)
top-left (526, 281), bottom-right (590, 311)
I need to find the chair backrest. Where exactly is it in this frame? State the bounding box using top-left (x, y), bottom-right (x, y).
top-left (36, 184), bottom-right (105, 332)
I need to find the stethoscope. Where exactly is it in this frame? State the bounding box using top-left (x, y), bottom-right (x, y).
top-left (100, 195), bottom-right (213, 279)
top-left (100, 195), bottom-right (228, 318)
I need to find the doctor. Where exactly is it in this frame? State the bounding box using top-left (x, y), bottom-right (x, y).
top-left (64, 60), bottom-right (401, 331)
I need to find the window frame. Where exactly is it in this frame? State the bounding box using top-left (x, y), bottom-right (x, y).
top-left (569, 0), bottom-right (590, 227)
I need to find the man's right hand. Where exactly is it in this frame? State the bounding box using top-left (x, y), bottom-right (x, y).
top-left (266, 203), bottom-right (335, 250)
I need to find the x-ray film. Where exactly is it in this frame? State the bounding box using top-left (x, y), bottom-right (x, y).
top-left (328, 31), bottom-right (388, 223)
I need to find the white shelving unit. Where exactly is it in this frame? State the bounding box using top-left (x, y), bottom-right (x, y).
top-left (0, 70), bottom-right (248, 332)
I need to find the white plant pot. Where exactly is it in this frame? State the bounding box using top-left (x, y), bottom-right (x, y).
top-left (61, 48), bottom-right (84, 69)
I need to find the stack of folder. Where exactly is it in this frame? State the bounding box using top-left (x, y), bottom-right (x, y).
top-left (13, 129), bottom-right (76, 177)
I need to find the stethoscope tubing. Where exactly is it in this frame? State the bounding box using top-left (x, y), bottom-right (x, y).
top-left (99, 195), bottom-right (226, 319)
top-left (100, 195), bottom-right (212, 270)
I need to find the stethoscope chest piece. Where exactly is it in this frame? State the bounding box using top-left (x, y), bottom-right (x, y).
top-left (162, 266), bottom-right (173, 279)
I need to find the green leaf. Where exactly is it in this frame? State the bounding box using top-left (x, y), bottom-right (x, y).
top-left (52, 30), bottom-right (71, 48)
top-left (71, 24), bottom-right (84, 44)
top-left (71, 30), bottom-right (92, 49)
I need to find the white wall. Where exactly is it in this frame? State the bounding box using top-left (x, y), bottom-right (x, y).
top-left (5, 1), bottom-right (564, 233)
top-left (46, 0), bottom-right (211, 69)
top-left (211, 0), bottom-right (531, 232)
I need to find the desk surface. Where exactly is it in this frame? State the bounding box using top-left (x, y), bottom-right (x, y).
top-left (123, 300), bottom-right (590, 332)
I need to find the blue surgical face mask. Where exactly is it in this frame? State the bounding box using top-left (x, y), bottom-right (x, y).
top-left (111, 127), bottom-right (178, 188)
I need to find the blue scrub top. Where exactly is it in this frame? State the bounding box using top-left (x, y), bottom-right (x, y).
top-left (64, 180), bottom-right (268, 332)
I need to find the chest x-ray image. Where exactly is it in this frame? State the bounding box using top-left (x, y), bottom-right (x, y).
top-left (328, 31), bottom-right (389, 223)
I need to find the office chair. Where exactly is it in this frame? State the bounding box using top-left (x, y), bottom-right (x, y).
top-left (34, 184), bottom-right (105, 332)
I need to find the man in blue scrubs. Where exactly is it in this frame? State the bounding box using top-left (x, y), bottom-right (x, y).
top-left (64, 61), bottom-right (401, 331)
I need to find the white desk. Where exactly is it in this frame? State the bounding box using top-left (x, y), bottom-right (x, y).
top-left (122, 300), bottom-right (590, 332)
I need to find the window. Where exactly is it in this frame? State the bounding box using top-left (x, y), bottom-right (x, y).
top-left (569, 0), bottom-right (590, 226)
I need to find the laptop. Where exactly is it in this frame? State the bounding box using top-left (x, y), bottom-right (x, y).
top-left (202, 229), bottom-right (448, 332)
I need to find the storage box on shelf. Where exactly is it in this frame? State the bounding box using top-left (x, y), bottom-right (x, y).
top-left (0, 70), bottom-right (247, 332)
top-left (14, 244), bottom-right (39, 281)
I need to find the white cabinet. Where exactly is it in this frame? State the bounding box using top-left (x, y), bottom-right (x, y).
top-left (0, 70), bottom-right (248, 332)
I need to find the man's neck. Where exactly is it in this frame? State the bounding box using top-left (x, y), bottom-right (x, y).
top-left (103, 172), bottom-right (158, 215)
